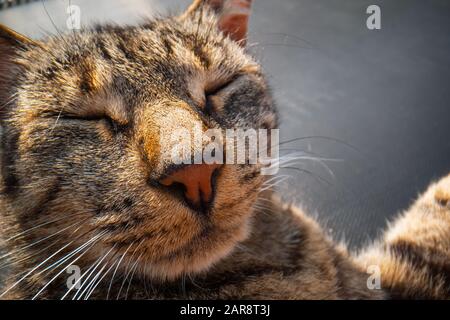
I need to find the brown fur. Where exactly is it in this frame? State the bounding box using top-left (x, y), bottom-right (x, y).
top-left (0, 0), bottom-right (449, 299)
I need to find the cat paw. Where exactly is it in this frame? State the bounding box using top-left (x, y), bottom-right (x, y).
top-left (433, 173), bottom-right (450, 208)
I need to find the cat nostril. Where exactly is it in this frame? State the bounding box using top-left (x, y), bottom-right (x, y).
top-left (159, 164), bottom-right (221, 213)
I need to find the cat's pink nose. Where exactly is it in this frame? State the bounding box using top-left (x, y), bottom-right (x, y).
top-left (159, 164), bottom-right (221, 212)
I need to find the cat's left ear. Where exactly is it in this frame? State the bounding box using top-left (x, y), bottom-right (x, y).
top-left (0, 24), bottom-right (40, 73)
top-left (0, 24), bottom-right (39, 60)
top-left (0, 25), bottom-right (40, 108)
top-left (183, 0), bottom-right (253, 45)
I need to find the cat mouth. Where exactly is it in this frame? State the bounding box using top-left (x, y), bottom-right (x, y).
top-left (134, 221), bottom-right (249, 280)
top-left (153, 225), bottom-right (213, 262)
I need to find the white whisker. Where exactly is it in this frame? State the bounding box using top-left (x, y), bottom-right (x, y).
top-left (4, 215), bottom-right (77, 243)
top-left (0, 219), bottom-right (84, 261)
top-left (84, 259), bottom-right (119, 300)
top-left (56, 231), bottom-right (109, 300)
top-left (74, 244), bottom-right (117, 300)
top-left (125, 252), bottom-right (144, 300)
top-left (31, 232), bottom-right (105, 300)
top-left (106, 242), bottom-right (135, 300)
top-left (116, 241), bottom-right (144, 300)
top-left (0, 237), bottom-right (81, 298)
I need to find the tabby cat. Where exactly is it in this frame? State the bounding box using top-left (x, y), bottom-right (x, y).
top-left (0, 0), bottom-right (449, 299)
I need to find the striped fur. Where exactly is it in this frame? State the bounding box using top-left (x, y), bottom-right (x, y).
top-left (0, 1), bottom-right (449, 299)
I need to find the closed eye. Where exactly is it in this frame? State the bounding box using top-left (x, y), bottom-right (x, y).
top-left (203, 75), bottom-right (241, 114)
top-left (205, 79), bottom-right (234, 97)
top-left (47, 112), bottom-right (128, 133)
top-left (204, 73), bottom-right (244, 97)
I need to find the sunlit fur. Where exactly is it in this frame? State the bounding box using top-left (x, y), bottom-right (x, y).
top-left (0, 6), bottom-right (276, 295)
top-left (0, 2), bottom-right (449, 300)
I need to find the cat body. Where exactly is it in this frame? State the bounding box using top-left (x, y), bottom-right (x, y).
top-left (0, 0), bottom-right (449, 300)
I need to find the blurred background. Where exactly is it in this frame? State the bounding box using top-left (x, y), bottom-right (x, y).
top-left (1, 0), bottom-right (449, 251)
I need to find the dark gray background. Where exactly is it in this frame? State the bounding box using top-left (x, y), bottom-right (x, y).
top-left (1, 0), bottom-right (449, 250)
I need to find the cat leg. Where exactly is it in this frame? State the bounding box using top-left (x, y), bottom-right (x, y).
top-left (355, 173), bottom-right (450, 299)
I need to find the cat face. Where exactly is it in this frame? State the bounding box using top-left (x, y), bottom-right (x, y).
top-left (0, 0), bottom-right (277, 280)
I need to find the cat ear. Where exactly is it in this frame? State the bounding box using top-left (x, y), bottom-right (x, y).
top-left (0, 24), bottom-right (39, 109)
top-left (185, 0), bottom-right (253, 45)
top-left (0, 24), bottom-right (39, 62)
top-left (0, 24), bottom-right (39, 72)
top-left (0, 24), bottom-right (37, 48)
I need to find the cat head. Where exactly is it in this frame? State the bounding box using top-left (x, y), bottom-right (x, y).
top-left (0, 0), bottom-right (278, 281)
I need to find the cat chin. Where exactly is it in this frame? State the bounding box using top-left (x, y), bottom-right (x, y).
top-left (136, 219), bottom-right (252, 281)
